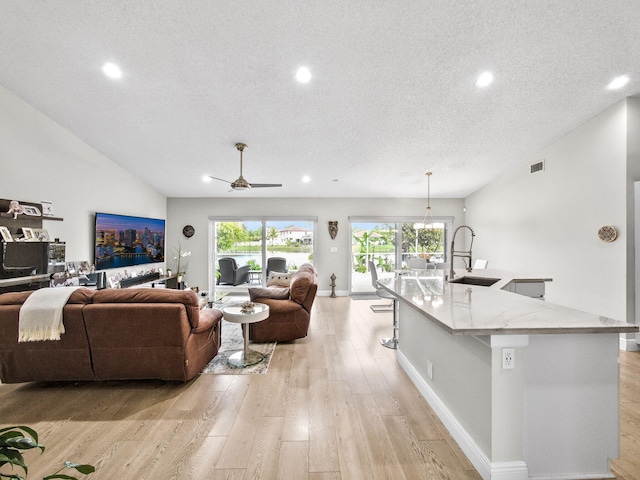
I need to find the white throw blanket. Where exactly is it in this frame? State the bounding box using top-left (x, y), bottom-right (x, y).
top-left (18, 287), bottom-right (81, 342)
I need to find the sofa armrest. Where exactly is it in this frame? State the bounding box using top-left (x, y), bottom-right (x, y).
top-left (193, 308), bottom-right (223, 333)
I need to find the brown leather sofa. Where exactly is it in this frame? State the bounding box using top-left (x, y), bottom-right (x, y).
top-left (247, 263), bottom-right (318, 342)
top-left (0, 288), bottom-right (222, 383)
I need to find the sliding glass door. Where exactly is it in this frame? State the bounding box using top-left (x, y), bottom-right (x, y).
top-left (211, 218), bottom-right (315, 293)
top-left (350, 217), bottom-right (451, 294)
top-left (351, 221), bottom-right (396, 293)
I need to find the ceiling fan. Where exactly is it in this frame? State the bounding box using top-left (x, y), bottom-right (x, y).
top-left (209, 143), bottom-right (283, 191)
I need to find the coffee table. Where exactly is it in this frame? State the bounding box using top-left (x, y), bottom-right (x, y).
top-left (221, 303), bottom-right (270, 367)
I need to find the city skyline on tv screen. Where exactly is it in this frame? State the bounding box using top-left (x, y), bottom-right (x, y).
top-left (94, 212), bottom-right (165, 270)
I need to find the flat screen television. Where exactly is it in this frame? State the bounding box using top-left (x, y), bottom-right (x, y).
top-left (94, 212), bottom-right (165, 271)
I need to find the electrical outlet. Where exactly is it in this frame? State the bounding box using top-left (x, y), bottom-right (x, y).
top-left (427, 361), bottom-right (433, 379)
top-left (502, 348), bottom-right (515, 369)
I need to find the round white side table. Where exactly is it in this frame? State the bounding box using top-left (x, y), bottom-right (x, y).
top-left (221, 303), bottom-right (270, 367)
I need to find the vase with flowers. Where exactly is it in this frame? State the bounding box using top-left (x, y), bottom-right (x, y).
top-left (173, 243), bottom-right (191, 283)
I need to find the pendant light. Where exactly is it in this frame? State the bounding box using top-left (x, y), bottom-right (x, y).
top-left (415, 172), bottom-right (434, 229)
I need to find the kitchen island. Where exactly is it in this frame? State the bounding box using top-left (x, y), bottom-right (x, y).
top-left (377, 269), bottom-right (638, 480)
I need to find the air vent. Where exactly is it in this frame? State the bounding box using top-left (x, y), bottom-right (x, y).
top-left (530, 160), bottom-right (545, 174)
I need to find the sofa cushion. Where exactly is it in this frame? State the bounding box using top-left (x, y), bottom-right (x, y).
top-left (267, 271), bottom-right (292, 287)
top-left (248, 287), bottom-right (290, 301)
top-left (0, 288), bottom-right (95, 306)
top-left (92, 288), bottom-right (201, 329)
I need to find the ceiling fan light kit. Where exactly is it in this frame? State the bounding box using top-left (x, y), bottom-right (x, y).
top-left (209, 143), bottom-right (283, 191)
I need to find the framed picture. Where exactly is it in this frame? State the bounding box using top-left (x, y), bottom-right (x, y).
top-left (41, 201), bottom-right (54, 217)
top-left (33, 228), bottom-right (50, 241)
top-left (22, 228), bottom-right (35, 241)
top-left (0, 226), bottom-right (13, 242)
top-left (22, 205), bottom-right (41, 216)
top-left (77, 261), bottom-right (91, 274)
top-left (66, 262), bottom-right (77, 275)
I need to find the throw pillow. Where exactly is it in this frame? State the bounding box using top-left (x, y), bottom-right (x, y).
top-left (249, 287), bottom-right (290, 301)
top-left (267, 271), bottom-right (292, 287)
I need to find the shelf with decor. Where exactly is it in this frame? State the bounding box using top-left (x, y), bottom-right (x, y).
top-left (0, 198), bottom-right (63, 242)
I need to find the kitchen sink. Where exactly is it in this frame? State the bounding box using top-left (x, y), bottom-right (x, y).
top-left (448, 276), bottom-right (500, 287)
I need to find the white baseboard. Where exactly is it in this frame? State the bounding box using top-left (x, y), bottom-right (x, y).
top-left (619, 336), bottom-right (640, 351)
top-left (397, 350), bottom-right (528, 480)
top-left (316, 289), bottom-right (349, 297)
top-left (529, 475), bottom-right (615, 480)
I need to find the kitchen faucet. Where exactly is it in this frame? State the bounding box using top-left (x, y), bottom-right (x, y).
top-left (449, 225), bottom-right (475, 280)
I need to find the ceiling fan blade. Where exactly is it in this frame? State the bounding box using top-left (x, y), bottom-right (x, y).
top-left (209, 175), bottom-right (232, 184)
top-left (249, 183), bottom-right (283, 188)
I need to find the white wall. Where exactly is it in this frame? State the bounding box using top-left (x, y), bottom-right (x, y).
top-left (466, 99), bottom-right (637, 326)
top-left (0, 85), bottom-right (166, 264)
top-left (167, 197), bottom-right (465, 293)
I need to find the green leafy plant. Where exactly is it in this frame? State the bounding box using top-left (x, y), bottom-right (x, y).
top-left (245, 259), bottom-right (261, 271)
top-left (0, 426), bottom-right (94, 480)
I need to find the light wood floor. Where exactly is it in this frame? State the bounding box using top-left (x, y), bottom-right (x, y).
top-left (0, 296), bottom-right (639, 480)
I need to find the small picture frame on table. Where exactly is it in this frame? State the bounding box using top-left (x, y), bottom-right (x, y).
top-left (66, 262), bottom-right (77, 276)
top-left (22, 228), bottom-right (35, 241)
top-left (77, 261), bottom-right (91, 274)
top-left (0, 226), bottom-right (13, 242)
top-left (33, 228), bottom-right (50, 241)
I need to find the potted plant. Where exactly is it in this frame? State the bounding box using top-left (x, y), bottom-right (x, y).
top-left (173, 243), bottom-right (191, 283)
top-left (0, 425), bottom-right (94, 479)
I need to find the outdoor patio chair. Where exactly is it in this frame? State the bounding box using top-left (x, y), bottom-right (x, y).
top-left (218, 257), bottom-right (251, 286)
top-left (266, 257), bottom-right (287, 276)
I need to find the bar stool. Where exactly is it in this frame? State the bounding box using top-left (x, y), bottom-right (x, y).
top-left (368, 261), bottom-right (397, 349)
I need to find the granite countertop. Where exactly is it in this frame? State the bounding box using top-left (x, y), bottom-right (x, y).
top-left (377, 269), bottom-right (638, 335)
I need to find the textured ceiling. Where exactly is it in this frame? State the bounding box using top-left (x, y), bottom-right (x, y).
top-left (1, 1), bottom-right (639, 198)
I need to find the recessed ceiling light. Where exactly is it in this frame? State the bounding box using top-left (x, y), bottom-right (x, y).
top-left (296, 67), bottom-right (312, 84)
top-left (302, 175), bottom-right (311, 183)
top-left (607, 75), bottom-right (629, 90)
top-left (475, 71), bottom-right (493, 88)
top-left (102, 62), bottom-right (122, 79)
top-left (202, 175), bottom-right (212, 183)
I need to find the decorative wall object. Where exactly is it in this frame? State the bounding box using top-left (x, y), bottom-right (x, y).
top-left (598, 226), bottom-right (617, 243)
top-left (328, 221), bottom-right (338, 240)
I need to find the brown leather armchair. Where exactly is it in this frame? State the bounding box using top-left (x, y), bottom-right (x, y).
top-left (247, 263), bottom-right (317, 342)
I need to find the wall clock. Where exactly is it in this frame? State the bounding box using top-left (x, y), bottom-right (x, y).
top-left (182, 225), bottom-right (195, 238)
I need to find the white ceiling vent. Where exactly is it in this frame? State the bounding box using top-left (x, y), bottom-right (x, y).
top-left (530, 160), bottom-right (545, 174)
